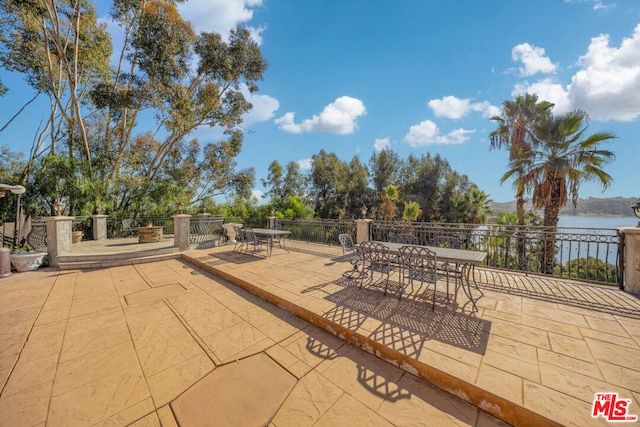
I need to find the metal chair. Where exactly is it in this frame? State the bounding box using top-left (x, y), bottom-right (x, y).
top-left (359, 241), bottom-right (396, 295)
top-left (429, 236), bottom-right (461, 249)
top-left (339, 234), bottom-right (364, 279)
top-left (233, 225), bottom-right (246, 253)
top-left (396, 233), bottom-right (418, 244)
top-left (241, 228), bottom-right (263, 255)
top-left (428, 236), bottom-right (462, 298)
top-left (398, 245), bottom-right (439, 308)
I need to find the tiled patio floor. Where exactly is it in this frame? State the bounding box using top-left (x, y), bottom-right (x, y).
top-left (1, 239), bottom-right (639, 426)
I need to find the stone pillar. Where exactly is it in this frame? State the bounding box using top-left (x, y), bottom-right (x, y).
top-left (356, 219), bottom-right (372, 244)
top-left (45, 216), bottom-right (73, 268)
top-left (172, 214), bottom-right (191, 251)
top-left (91, 214), bottom-right (108, 240)
top-left (268, 216), bottom-right (277, 229)
top-left (620, 226), bottom-right (640, 294)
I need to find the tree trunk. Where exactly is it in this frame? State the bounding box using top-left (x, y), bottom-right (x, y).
top-left (515, 187), bottom-right (527, 271)
top-left (540, 182), bottom-right (562, 275)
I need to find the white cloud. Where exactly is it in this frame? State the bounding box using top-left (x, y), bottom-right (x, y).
top-left (568, 24), bottom-right (640, 121)
top-left (512, 78), bottom-right (572, 114)
top-left (252, 189), bottom-right (264, 200)
top-left (428, 96), bottom-right (500, 119)
top-left (275, 96), bottom-right (367, 134)
top-left (297, 158), bottom-right (312, 170)
top-left (243, 92), bottom-right (280, 125)
top-left (404, 120), bottom-right (475, 147)
top-left (274, 112), bottom-right (302, 133)
top-left (564, 0), bottom-right (616, 11)
top-left (512, 43), bottom-right (557, 76)
top-left (509, 25), bottom-right (640, 121)
top-left (178, 0), bottom-right (264, 40)
top-left (374, 137), bottom-right (391, 152)
top-left (428, 96), bottom-right (470, 119)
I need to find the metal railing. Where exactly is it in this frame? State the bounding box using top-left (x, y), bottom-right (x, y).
top-left (72, 217), bottom-right (93, 241)
top-left (107, 216), bottom-right (175, 238)
top-left (277, 219), bottom-right (357, 245)
top-left (190, 214), bottom-right (225, 245)
top-left (371, 220), bottom-right (621, 286)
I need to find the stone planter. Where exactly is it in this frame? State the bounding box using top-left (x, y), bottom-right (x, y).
top-left (72, 231), bottom-right (84, 244)
top-left (138, 226), bottom-right (163, 243)
top-left (222, 223), bottom-right (242, 245)
top-left (10, 252), bottom-right (47, 272)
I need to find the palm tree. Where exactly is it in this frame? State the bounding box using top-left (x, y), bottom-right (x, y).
top-left (465, 187), bottom-right (492, 224)
top-left (380, 184), bottom-right (398, 221)
top-left (514, 109), bottom-right (616, 274)
top-left (490, 93), bottom-right (554, 270)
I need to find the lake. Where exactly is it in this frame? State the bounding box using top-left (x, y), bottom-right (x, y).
top-left (555, 216), bottom-right (637, 265)
top-left (557, 215), bottom-right (638, 230)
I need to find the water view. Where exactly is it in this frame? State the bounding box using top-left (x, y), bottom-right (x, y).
top-left (557, 215), bottom-right (638, 230)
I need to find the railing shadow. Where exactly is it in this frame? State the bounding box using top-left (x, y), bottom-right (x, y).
top-left (476, 268), bottom-right (640, 319)
top-left (199, 249), bottom-right (265, 265)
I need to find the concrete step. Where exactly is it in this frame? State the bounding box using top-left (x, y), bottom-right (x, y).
top-left (57, 247), bottom-right (182, 270)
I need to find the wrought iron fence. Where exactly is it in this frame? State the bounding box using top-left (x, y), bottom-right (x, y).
top-left (371, 220), bottom-right (621, 286)
top-left (107, 216), bottom-right (175, 238)
top-left (277, 219), bottom-right (357, 245)
top-left (72, 217), bottom-right (93, 241)
top-left (190, 214), bottom-right (225, 245)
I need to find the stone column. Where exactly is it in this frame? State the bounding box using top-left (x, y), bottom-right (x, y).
top-left (91, 214), bottom-right (108, 240)
top-left (172, 214), bottom-right (191, 251)
top-left (356, 219), bottom-right (372, 244)
top-left (268, 216), bottom-right (277, 229)
top-left (619, 226), bottom-right (640, 294)
top-left (45, 216), bottom-right (73, 268)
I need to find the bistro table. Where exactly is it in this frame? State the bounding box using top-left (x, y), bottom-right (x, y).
top-left (250, 228), bottom-right (291, 256)
top-left (363, 241), bottom-right (487, 312)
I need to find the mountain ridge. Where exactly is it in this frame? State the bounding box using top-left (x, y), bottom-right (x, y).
top-left (489, 197), bottom-right (639, 216)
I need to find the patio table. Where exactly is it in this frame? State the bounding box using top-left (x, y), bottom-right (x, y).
top-left (251, 228), bottom-right (291, 256)
top-left (364, 241), bottom-right (487, 312)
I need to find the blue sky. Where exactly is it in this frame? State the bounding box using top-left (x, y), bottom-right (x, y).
top-left (2, 0), bottom-right (640, 203)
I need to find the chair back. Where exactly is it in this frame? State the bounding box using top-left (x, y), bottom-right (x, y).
top-left (338, 233), bottom-right (355, 255)
top-left (399, 245), bottom-right (438, 273)
top-left (429, 236), bottom-right (461, 249)
top-left (243, 228), bottom-right (257, 241)
top-left (396, 233), bottom-right (417, 244)
top-left (233, 225), bottom-right (245, 242)
top-left (360, 241), bottom-right (392, 266)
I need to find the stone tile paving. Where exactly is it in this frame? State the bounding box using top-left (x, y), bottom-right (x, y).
top-left (0, 254), bottom-right (510, 426)
top-left (183, 241), bottom-right (640, 427)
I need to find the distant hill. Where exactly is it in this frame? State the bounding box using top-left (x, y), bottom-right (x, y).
top-left (489, 197), bottom-right (639, 216)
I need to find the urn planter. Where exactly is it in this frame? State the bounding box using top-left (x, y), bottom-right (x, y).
top-left (10, 252), bottom-right (47, 272)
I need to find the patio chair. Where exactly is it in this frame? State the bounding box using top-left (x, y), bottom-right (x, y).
top-left (121, 218), bottom-right (137, 237)
top-left (428, 236), bottom-right (463, 297)
top-left (241, 228), bottom-right (263, 255)
top-left (396, 233), bottom-right (418, 244)
top-left (429, 236), bottom-right (461, 249)
top-left (338, 234), bottom-right (364, 279)
top-left (398, 245), bottom-right (439, 308)
top-left (233, 225), bottom-right (246, 253)
top-left (359, 241), bottom-right (396, 295)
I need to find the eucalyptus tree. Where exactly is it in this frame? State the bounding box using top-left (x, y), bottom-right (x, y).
top-left (0, 0), bottom-right (112, 170)
top-left (262, 160), bottom-right (308, 205)
top-left (490, 93), bottom-right (554, 269)
top-left (309, 151), bottom-right (373, 219)
top-left (262, 160), bottom-right (285, 202)
top-left (88, 1), bottom-right (266, 214)
top-left (512, 109), bottom-right (616, 274)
